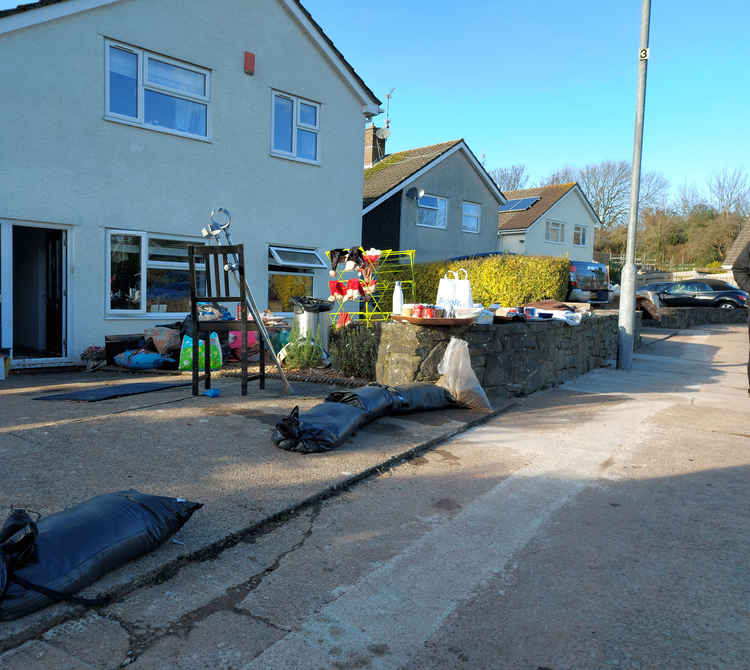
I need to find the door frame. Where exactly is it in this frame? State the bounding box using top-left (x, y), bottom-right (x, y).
top-left (1, 219), bottom-right (74, 368)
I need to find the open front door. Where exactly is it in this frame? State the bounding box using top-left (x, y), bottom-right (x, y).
top-left (11, 226), bottom-right (68, 361)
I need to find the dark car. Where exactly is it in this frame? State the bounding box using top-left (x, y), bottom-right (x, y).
top-left (567, 261), bottom-right (610, 304)
top-left (639, 281), bottom-right (672, 293)
top-left (656, 279), bottom-right (748, 309)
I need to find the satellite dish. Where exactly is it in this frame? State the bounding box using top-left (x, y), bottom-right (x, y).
top-left (375, 127), bottom-right (391, 140)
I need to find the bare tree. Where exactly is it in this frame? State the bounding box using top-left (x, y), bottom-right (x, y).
top-left (540, 160), bottom-right (669, 229)
top-left (540, 165), bottom-right (577, 186)
top-left (489, 165), bottom-right (529, 192)
top-left (707, 167), bottom-right (749, 216)
top-left (676, 181), bottom-right (705, 217)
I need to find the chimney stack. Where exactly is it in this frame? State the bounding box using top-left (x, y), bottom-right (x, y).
top-left (364, 124), bottom-right (386, 169)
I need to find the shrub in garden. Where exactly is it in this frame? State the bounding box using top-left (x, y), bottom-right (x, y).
top-left (283, 323), bottom-right (323, 369)
top-left (382, 254), bottom-right (569, 310)
top-left (329, 322), bottom-right (380, 379)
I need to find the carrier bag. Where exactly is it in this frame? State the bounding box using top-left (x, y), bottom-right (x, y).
top-left (387, 383), bottom-right (457, 414)
top-left (178, 333), bottom-right (222, 371)
top-left (435, 271), bottom-right (458, 313)
top-left (453, 268), bottom-right (473, 309)
top-left (272, 403), bottom-right (367, 454)
top-left (437, 337), bottom-right (492, 410)
top-left (325, 384), bottom-right (394, 420)
top-left (0, 491), bottom-right (201, 621)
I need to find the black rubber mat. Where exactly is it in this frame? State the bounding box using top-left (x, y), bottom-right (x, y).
top-left (36, 381), bottom-right (192, 402)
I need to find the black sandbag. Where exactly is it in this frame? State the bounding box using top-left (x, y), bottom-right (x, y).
top-left (273, 403), bottom-right (367, 454)
top-left (0, 490), bottom-right (201, 621)
top-left (387, 383), bottom-right (457, 414)
top-left (325, 384), bottom-right (394, 420)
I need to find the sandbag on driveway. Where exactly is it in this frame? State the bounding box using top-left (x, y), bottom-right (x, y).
top-left (386, 383), bottom-right (457, 414)
top-left (0, 490), bottom-right (201, 621)
top-left (273, 403), bottom-right (367, 454)
top-left (325, 384), bottom-right (394, 419)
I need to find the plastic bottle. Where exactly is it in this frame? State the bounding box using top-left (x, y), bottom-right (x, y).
top-left (392, 281), bottom-right (404, 315)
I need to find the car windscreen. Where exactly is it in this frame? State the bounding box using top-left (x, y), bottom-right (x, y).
top-left (571, 262), bottom-right (608, 290)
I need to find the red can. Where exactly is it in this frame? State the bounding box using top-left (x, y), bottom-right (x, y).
top-left (414, 304), bottom-right (424, 318)
top-left (425, 307), bottom-right (435, 318)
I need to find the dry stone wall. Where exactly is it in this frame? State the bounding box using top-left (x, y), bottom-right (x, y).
top-left (646, 307), bottom-right (747, 329)
top-left (375, 312), bottom-right (637, 399)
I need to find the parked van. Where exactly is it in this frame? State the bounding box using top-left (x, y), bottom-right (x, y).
top-left (567, 261), bottom-right (610, 304)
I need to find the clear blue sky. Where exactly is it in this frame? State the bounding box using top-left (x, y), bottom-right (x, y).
top-left (302, 0), bottom-right (749, 201)
top-left (2, 0), bottom-right (747, 201)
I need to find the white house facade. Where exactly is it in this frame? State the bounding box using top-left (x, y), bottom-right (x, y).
top-left (497, 183), bottom-right (598, 262)
top-left (0, 0), bottom-right (380, 367)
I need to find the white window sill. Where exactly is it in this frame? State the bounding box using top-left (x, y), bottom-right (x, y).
top-left (416, 223), bottom-right (447, 230)
top-left (269, 151), bottom-right (321, 166)
top-left (105, 313), bottom-right (189, 320)
top-left (104, 116), bottom-right (212, 143)
top-left (544, 240), bottom-right (565, 245)
top-left (573, 243), bottom-right (587, 247)
top-left (461, 228), bottom-right (480, 234)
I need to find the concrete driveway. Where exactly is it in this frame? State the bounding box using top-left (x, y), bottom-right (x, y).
top-left (1, 323), bottom-right (748, 668)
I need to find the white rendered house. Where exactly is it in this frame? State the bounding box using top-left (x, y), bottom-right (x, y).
top-left (0, 0), bottom-right (380, 367)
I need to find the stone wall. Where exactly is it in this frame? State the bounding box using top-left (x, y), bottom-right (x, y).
top-left (376, 312), bottom-right (638, 399)
top-left (646, 307), bottom-right (747, 329)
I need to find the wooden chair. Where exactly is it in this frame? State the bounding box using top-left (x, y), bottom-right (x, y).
top-left (187, 244), bottom-right (265, 396)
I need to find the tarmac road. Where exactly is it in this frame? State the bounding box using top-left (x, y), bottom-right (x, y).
top-left (1, 324), bottom-right (749, 669)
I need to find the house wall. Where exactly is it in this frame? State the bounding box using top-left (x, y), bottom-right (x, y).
top-left (0, 0), bottom-right (370, 361)
top-left (520, 190), bottom-right (596, 261)
top-left (497, 231), bottom-right (525, 254)
top-left (397, 150), bottom-right (501, 263)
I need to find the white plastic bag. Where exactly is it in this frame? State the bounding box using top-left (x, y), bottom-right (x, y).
top-left (437, 337), bottom-right (492, 410)
top-left (453, 268), bottom-right (473, 309)
top-left (436, 271), bottom-right (458, 312)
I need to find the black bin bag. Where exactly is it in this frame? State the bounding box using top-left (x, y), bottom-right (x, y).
top-left (273, 403), bottom-right (367, 454)
top-left (387, 383), bottom-right (457, 414)
top-left (0, 490), bottom-right (201, 621)
top-left (325, 384), bottom-right (394, 420)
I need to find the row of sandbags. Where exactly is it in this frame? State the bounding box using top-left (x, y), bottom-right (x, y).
top-left (272, 383), bottom-right (458, 454)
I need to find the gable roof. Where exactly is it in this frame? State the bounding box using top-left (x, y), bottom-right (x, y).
top-left (0, 0), bottom-right (381, 109)
top-left (363, 139), bottom-right (505, 213)
top-left (497, 182), bottom-right (582, 232)
top-left (723, 224), bottom-right (750, 268)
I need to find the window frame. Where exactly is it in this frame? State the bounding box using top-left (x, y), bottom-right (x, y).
top-left (104, 38), bottom-right (212, 142)
top-left (461, 202), bottom-right (481, 233)
top-left (105, 229), bottom-right (205, 318)
top-left (416, 194), bottom-right (448, 229)
top-left (268, 245), bottom-right (327, 269)
top-left (270, 91), bottom-right (321, 164)
top-left (573, 224), bottom-right (587, 246)
top-left (545, 219), bottom-right (565, 244)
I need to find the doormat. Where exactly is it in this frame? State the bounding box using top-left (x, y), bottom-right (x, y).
top-left (35, 381), bottom-right (192, 402)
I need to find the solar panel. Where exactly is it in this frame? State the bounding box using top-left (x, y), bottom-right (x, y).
top-left (498, 199), bottom-right (522, 212)
top-left (498, 196), bottom-right (540, 213)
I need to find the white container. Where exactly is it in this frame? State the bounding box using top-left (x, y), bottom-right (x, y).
top-left (392, 281), bottom-right (404, 315)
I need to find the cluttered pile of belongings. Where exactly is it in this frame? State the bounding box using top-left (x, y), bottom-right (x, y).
top-left (110, 303), bottom-right (289, 371)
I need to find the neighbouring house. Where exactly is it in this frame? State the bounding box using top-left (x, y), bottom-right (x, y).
top-left (362, 129), bottom-right (505, 263)
top-left (722, 224), bottom-right (750, 271)
top-left (497, 183), bottom-right (599, 261)
top-left (0, 0), bottom-right (380, 368)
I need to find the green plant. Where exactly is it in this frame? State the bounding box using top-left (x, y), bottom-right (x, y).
top-left (329, 322), bottom-right (380, 379)
top-left (283, 323), bottom-right (323, 369)
top-left (380, 254), bottom-right (570, 309)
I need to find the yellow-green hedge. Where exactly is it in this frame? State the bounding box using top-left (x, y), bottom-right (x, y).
top-left (383, 254), bottom-right (570, 310)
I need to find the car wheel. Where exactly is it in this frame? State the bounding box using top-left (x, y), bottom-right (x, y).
top-left (718, 301), bottom-right (737, 310)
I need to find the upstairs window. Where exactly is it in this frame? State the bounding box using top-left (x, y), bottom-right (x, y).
top-left (417, 194), bottom-right (447, 229)
top-left (573, 225), bottom-right (587, 246)
top-left (272, 92), bottom-right (320, 162)
top-left (461, 202), bottom-right (481, 233)
top-left (106, 40), bottom-right (210, 139)
top-left (545, 220), bottom-right (565, 243)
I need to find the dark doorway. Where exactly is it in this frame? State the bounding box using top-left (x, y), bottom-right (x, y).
top-left (13, 226), bottom-right (65, 358)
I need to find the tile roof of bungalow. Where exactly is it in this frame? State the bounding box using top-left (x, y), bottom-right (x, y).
top-left (497, 182), bottom-right (585, 231)
top-left (363, 139), bottom-right (504, 212)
